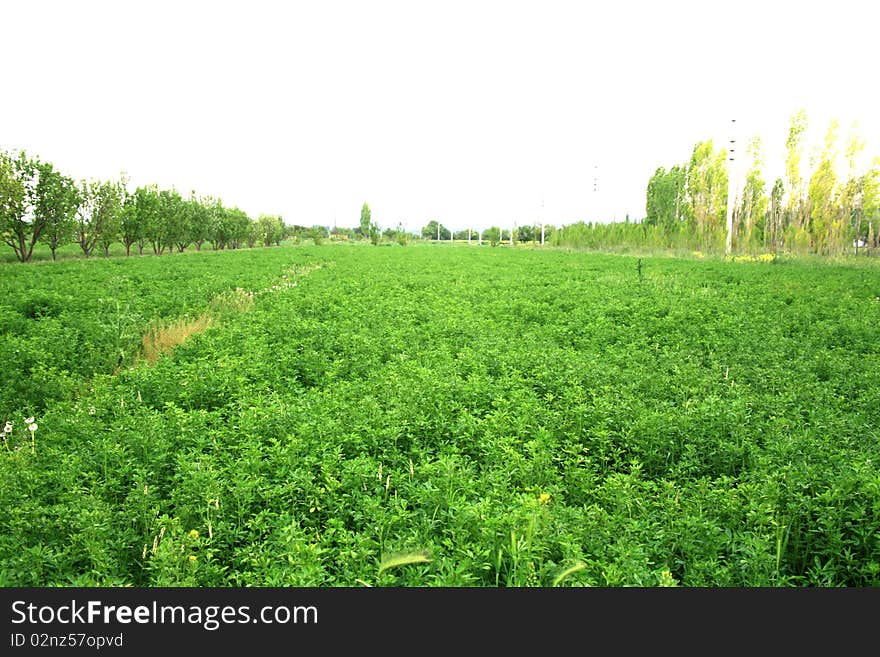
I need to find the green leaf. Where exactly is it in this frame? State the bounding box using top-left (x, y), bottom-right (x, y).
top-left (378, 551), bottom-right (432, 576)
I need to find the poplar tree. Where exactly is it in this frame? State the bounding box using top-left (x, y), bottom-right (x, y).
top-left (808, 120), bottom-right (840, 254)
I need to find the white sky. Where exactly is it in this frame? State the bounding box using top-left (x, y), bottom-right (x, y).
top-left (2, 0), bottom-right (879, 232)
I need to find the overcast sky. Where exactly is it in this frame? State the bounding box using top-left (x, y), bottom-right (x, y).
top-left (2, 0), bottom-right (879, 232)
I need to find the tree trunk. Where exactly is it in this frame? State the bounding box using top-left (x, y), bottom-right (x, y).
top-left (854, 204), bottom-right (862, 255)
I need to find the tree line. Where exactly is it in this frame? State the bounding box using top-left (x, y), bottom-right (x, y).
top-left (640, 111), bottom-right (879, 254)
top-left (0, 148), bottom-right (287, 262)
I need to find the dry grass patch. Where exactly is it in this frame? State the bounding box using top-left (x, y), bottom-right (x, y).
top-left (138, 315), bottom-right (215, 365)
top-left (137, 287), bottom-right (256, 365)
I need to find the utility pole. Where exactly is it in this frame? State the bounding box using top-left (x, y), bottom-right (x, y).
top-left (540, 196), bottom-right (545, 246)
top-left (725, 118), bottom-right (737, 255)
top-left (592, 163), bottom-right (600, 224)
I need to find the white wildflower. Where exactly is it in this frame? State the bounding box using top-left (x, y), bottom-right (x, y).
top-left (25, 416), bottom-right (34, 424)
top-left (28, 423), bottom-right (38, 432)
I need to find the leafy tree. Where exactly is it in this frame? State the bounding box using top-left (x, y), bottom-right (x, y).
top-left (226, 207), bottom-right (252, 249)
top-left (645, 165), bottom-right (687, 230)
top-left (286, 224), bottom-right (309, 243)
top-left (808, 120), bottom-right (840, 254)
top-left (785, 109), bottom-right (809, 232)
top-left (737, 137), bottom-right (768, 251)
top-left (35, 160), bottom-right (80, 261)
top-left (246, 219), bottom-right (259, 248)
top-left (484, 225), bottom-right (501, 246)
top-left (119, 186), bottom-right (142, 256)
top-left (159, 188), bottom-right (191, 253)
top-left (258, 214), bottom-right (284, 246)
top-left (74, 179), bottom-right (108, 257)
top-left (94, 179), bottom-right (124, 256)
top-left (840, 125), bottom-right (867, 252)
top-left (272, 216), bottom-right (285, 245)
top-left (517, 225), bottom-right (533, 242)
top-left (764, 178), bottom-right (785, 251)
top-left (0, 149), bottom-right (42, 262)
top-left (188, 194), bottom-right (212, 251)
top-left (360, 202), bottom-right (371, 240)
top-left (135, 184), bottom-right (165, 254)
top-left (863, 159), bottom-right (880, 248)
top-left (687, 140), bottom-right (728, 248)
top-left (368, 220), bottom-right (381, 245)
top-left (307, 224), bottom-right (329, 245)
top-left (395, 222), bottom-right (409, 245)
top-left (422, 220), bottom-right (450, 240)
top-left (208, 198), bottom-right (231, 250)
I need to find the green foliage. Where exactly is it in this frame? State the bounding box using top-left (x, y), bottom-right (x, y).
top-left (738, 137), bottom-right (768, 251)
top-left (305, 225), bottom-right (329, 245)
top-left (422, 220), bottom-right (450, 241)
top-left (360, 202), bottom-right (371, 240)
top-left (2, 151), bottom-right (286, 262)
top-left (2, 245), bottom-right (880, 587)
top-left (0, 149), bottom-right (41, 262)
top-left (35, 161), bottom-right (80, 261)
top-left (93, 179), bottom-right (125, 256)
top-left (368, 221), bottom-right (381, 245)
top-left (484, 226), bottom-right (501, 246)
top-left (640, 112), bottom-right (878, 257)
top-left (395, 223), bottom-right (409, 246)
top-left (645, 165), bottom-right (687, 229)
top-left (687, 140), bottom-right (728, 248)
top-left (257, 214), bottom-right (285, 247)
top-left (808, 121), bottom-right (841, 255)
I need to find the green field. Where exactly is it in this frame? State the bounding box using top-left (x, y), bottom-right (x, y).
top-left (1, 244), bottom-right (879, 586)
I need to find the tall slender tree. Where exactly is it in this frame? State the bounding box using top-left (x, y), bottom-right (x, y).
top-left (841, 124), bottom-right (867, 252)
top-left (765, 178), bottom-right (785, 251)
top-left (687, 140), bottom-right (728, 248)
top-left (784, 110), bottom-right (809, 236)
top-left (738, 137), bottom-right (768, 251)
top-left (359, 202), bottom-right (371, 240)
top-left (808, 120), bottom-right (840, 254)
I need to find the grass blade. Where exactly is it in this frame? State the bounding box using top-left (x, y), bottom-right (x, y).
top-left (552, 562), bottom-right (587, 587)
top-left (378, 551), bottom-right (431, 576)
